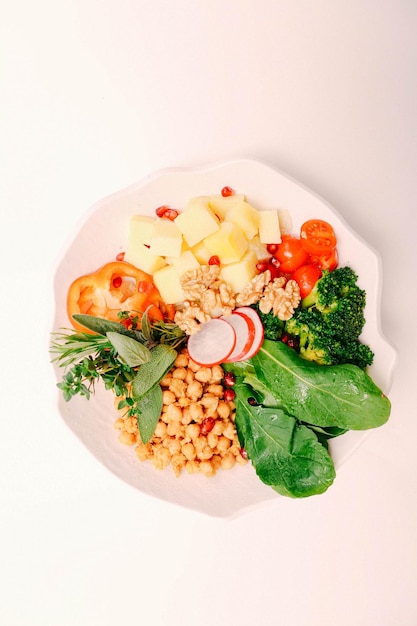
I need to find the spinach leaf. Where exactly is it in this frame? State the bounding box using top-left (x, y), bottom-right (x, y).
top-left (136, 384), bottom-right (163, 444)
top-left (233, 382), bottom-right (336, 497)
top-left (132, 344), bottom-right (177, 399)
top-left (252, 340), bottom-right (391, 431)
top-left (106, 332), bottom-right (151, 367)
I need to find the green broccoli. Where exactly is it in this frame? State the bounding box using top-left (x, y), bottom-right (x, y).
top-left (284, 266), bottom-right (374, 369)
top-left (251, 302), bottom-right (285, 341)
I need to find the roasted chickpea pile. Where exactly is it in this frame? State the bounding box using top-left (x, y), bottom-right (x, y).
top-left (114, 349), bottom-right (247, 477)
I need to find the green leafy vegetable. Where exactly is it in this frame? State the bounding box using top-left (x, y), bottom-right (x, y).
top-left (233, 383), bottom-right (336, 497)
top-left (135, 384), bottom-right (163, 444)
top-left (132, 344), bottom-right (177, 399)
top-left (106, 331), bottom-right (151, 367)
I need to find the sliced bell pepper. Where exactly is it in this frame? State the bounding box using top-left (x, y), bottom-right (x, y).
top-left (67, 261), bottom-right (176, 333)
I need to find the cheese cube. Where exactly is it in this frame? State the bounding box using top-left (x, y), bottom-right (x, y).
top-left (248, 235), bottom-right (270, 260)
top-left (152, 265), bottom-right (184, 304)
top-left (204, 221), bottom-right (248, 265)
top-left (149, 218), bottom-right (183, 257)
top-left (224, 200), bottom-right (260, 240)
top-left (127, 215), bottom-right (155, 247)
top-left (174, 196), bottom-right (219, 247)
top-left (124, 243), bottom-right (166, 275)
top-left (278, 208), bottom-right (293, 234)
top-left (191, 240), bottom-right (212, 264)
top-left (220, 251), bottom-right (257, 294)
top-left (258, 210), bottom-right (282, 244)
top-left (168, 250), bottom-right (200, 275)
top-left (208, 194), bottom-right (245, 219)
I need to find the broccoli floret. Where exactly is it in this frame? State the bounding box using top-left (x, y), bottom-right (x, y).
top-left (251, 303), bottom-right (285, 341)
top-left (284, 266), bottom-right (374, 369)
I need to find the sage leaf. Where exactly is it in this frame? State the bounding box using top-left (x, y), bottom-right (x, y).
top-left (233, 383), bottom-right (336, 497)
top-left (140, 307), bottom-right (152, 341)
top-left (106, 332), bottom-right (151, 367)
top-left (132, 344), bottom-right (177, 399)
top-left (252, 340), bottom-right (391, 431)
top-left (136, 384), bottom-right (163, 444)
top-left (72, 313), bottom-right (145, 342)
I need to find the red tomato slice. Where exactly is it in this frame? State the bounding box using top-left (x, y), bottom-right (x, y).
top-left (275, 235), bottom-right (309, 273)
top-left (292, 264), bottom-right (322, 299)
top-left (300, 220), bottom-right (337, 256)
top-left (310, 248), bottom-right (339, 272)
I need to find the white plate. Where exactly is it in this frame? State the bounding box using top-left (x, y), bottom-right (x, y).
top-left (52, 159), bottom-right (397, 517)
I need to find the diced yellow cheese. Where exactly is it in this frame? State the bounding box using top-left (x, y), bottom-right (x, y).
top-left (127, 215), bottom-right (156, 247)
top-left (191, 240), bottom-right (212, 264)
top-left (278, 208), bottom-right (293, 234)
top-left (220, 251), bottom-right (258, 293)
top-left (168, 249), bottom-right (200, 275)
top-left (208, 194), bottom-right (245, 219)
top-left (124, 243), bottom-right (166, 275)
top-left (174, 196), bottom-right (219, 247)
top-left (149, 218), bottom-right (183, 258)
top-left (258, 210), bottom-right (282, 244)
top-left (224, 200), bottom-right (260, 240)
top-left (152, 265), bottom-right (184, 304)
top-left (203, 221), bottom-right (248, 265)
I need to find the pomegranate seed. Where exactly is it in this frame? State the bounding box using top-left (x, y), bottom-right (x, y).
top-left (266, 243), bottom-right (279, 255)
top-left (121, 318), bottom-right (133, 329)
top-left (247, 397), bottom-right (258, 406)
top-left (281, 334), bottom-right (288, 344)
top-left (155, 205), bottom-right (169, 217)
top-left (208, 255), bottom-right (220, 266)
top-left (223, 371), bottom-right (235, 386)
top-left (223, 388), bottom-right (236, 402)
top-left (270, 256), bottom-right (280, 268)
top-left (112, 276), bottom-right (122, 288)
top-left (256, 260), bottom-right (270, 272)
top-left (239, 448), bottom-right (248, 460)
top-left (287, 337), bottom-right (299, 350)
top-left (116, 251), bottom-right (125, 261)
top-left (201, 417), bottom-right (216, 435)
top-left (155, 206), bottom-right (178, 220)
top-left (221, 186), bottom-right (234, 197)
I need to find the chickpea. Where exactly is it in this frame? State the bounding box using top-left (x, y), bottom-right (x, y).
top-left (217, 436), bottom-right (231, 454)
top-left (185, 423), bottom-right (200, 441)
top-left (186, 380), bottom-right (203, 401)
top-left (162, 389), bottom-right (176, 405)
top-left (159, 373), bottom-right (173, 387)
top-left (207, 432), bottom-right (219, 449)
top-left (221, 453), bottom-right (236, 470)
top-left (166, 403), bottom-right (183, 422)
top-left (187, 358), bottom-right (201, 372)
top-left (189, 401), bottom-right (204, 422)
top-left (199, 460), bottom-right (216, 477)
top-left (118, 431), bottom-right (137, 446)
top-left (217, 400), bottom-right (231, 420)
top-left (167, 421), bottom-right (183, 437)
top-left (135, 443), bottom-right (151, 461)
top-left (194, 367), bottom-right (212, 383)
top-left (206, 383), bottom-right (224, 397)
top-left (182, 442), bottom-right (196, 461)
top-left (172, 367), bottom-right (187, 380)
top-left (223, 422), bottom-right (236, 440)
top-left (154, 421), bottom-right (167, 438)
top-left (169, 378), bottom-right (187, 398)
top-left (174, 353), bottom-right (189, 368)
top-left (200, 394), bottom-right (218, 414)
top-left (114, 418), bottom-right (124, 430)
top-left (168, 439), bottom-right (182, 455)
top-left (210, 365), bottom-right (224, 383)
top-left (212, 420), bottom-right (225, 435)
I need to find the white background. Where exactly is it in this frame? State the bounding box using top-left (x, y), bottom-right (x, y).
top-left (1, 1), bottom-right (417, 625)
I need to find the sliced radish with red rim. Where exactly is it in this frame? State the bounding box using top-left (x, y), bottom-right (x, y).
top-left (187, 317), bottom-right (236, 366)
top-left (233, 307), bottom-right (264, 360)
top-left (222, 312), bottom-right (256, 363)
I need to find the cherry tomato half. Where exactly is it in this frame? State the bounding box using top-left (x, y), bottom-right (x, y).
top-left (300, 220), bottom-right (337, 256)
top-left (292, 264), bottom-right (322, 299)
top-left (310, 248), bottom-right (339, 272)
top-left (275, 235), bottom-right (309, 273)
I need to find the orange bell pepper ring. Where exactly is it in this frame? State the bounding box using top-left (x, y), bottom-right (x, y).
top-left (67, 261), bottom-right (176, 333)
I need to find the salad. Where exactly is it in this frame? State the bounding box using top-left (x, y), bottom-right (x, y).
top-left (50, 186), bottom-right (391, 498)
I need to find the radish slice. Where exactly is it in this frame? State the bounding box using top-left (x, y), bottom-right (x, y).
top-left (223, 312), bottom-right (256, 363)
top-left (187, 318), bottom-right (236, 366)
top-left (233, 307), bottom-right (264, 360)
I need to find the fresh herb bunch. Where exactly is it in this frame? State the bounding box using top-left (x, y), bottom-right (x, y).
top-left (50, 308), bottom-right (186, 443)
